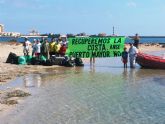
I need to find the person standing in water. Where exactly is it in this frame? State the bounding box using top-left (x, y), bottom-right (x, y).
top-left (121, 47), bottom-right (128, 68)
top-left (90, 57), bottom-right (95, 64)
top-left (128, 43), bottom-right (138, 68)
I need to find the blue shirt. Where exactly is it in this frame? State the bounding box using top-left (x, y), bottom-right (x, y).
top-left (122, 51), bottom-right (128, 59)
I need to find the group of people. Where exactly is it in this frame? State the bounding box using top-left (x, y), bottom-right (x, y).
top-left (121, 33), bottom-right (140, 68)
top-left (23, 34), bottom-right (140, 68)
top-left (23, 37), bottom-right (67, 59)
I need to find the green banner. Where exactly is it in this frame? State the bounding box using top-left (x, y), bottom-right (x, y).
top-left (66, 36), bottom-right (125, 58)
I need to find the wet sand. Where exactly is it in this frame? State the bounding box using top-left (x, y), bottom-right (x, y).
top-left (0, 42), bottom-right (165, 123)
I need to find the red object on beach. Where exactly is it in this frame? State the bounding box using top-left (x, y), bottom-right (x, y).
top-left (136, 52), bottom-right (165, 69)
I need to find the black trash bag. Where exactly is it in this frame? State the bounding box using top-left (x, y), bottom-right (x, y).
top-left (51, 56), bottom-right (65, 65)
top-left (31, 57), bottom-right (42, 65)
top-left (60, 59), bottom-right (66, 66)
top-left (50, 55), bottom-right (56, 65)
top-left (12, 56), bottom-right (19, 64)
top-left (40, 60), bottom-right (46, 65)
top-left (65, 60), bottom-right (75, 67)
top-left (61, 59), bottom-right (75, 67)
top-left (43, 59), bottom-right (53, 66)
top-left (6, 52), bottom-right (18, 64)
top-left (74, 58), bottom-right (84, 66)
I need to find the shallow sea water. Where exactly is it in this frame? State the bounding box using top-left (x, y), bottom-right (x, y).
top-left (0, 57), bottom-right (165, 124)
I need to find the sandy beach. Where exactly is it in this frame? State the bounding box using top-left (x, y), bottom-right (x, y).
top-left (0, 42), bottom-right (164, 84)
top-left (0, 42), bottom-right (164, 117)
top-left (0, 42), bottom-right (60, 114)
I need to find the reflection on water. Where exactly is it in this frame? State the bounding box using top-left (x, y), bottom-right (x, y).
top-left (1, 57), bottom-right (165, 124)
top-left (24, 74), bottom-right (42, 88)
top-left (90, 64), bottom-right (96, 73)
top-left (122, 68), bottom-right (128, 80)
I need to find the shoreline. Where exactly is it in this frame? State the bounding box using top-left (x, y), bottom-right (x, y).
top-left (0, 42), bottom-right (164, 115)
top-left (0, 42), bottom-right (164, 84)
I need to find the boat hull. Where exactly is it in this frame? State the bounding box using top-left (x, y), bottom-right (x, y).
top-left (136, 53), bottom-right (165, 69)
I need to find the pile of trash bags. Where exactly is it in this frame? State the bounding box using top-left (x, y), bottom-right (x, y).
top-left (6, 52), bottom-right (84, 67)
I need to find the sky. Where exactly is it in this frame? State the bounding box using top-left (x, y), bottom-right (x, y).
top-left (0, 0), bottom-right (165, 36)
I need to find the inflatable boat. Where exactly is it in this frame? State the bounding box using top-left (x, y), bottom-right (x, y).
top-left (136, 52), bottom-right (165, 69)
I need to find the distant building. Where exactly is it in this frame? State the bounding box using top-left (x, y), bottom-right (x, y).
top-left (0, 24), bottom-right (21, 37)
top-left (0, 24), bottom-right (4, 33)
top-left (76, 32), bottom-right (87, 36)
top-left (29, 29), bottom-right (40, 36)
top-left (1, 32), bottom-right (21, 37)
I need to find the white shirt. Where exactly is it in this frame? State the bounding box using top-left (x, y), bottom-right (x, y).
top-left (128, 46), bottom-right (138, 57)
top-left (36, 43), bottom-right (41, 53)
top-left (24, 40), bottom-right (31, 49)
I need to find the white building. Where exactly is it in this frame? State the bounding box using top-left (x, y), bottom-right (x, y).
top-left (0, 24), bottom-right (4, 33)
top-left (1, 32), bottom-right (21, 37)
top-left (29, 29), bottom-right (40, 36)
top-left (0, 24), bottom-right (21, 37)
